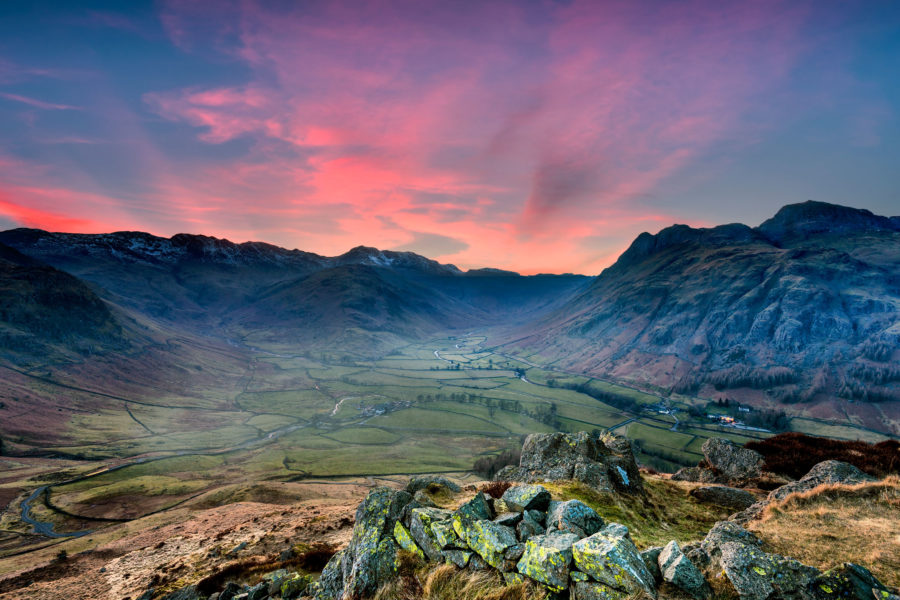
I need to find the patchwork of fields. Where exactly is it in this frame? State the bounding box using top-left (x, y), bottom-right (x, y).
top-left (0, 332), bottom-right (889, 558)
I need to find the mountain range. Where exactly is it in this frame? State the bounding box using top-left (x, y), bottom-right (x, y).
top-left (0, 200), bottom-right (898, 434)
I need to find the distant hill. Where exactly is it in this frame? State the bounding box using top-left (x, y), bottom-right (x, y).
top-left (502, 201), bottom-right (900, 428)
top-left (0, 242), bottom-right (126, 360)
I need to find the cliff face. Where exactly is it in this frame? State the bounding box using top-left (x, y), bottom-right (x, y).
top-left (507, 201), bottom-right (900, 415)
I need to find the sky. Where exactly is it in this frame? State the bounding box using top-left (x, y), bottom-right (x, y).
top-left (0, 1), bottom-right (898, 274)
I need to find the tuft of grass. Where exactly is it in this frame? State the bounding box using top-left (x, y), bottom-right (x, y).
top-left (375, 560), bottom-right (547, 600)
top-left (749, 476), bottom-right (900, 587)
top-left (480, 481), bottom-right (514, 499)
top-left (543, 475), bottom-right (736, 549)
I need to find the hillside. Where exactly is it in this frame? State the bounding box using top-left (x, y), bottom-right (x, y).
top-left (0, 242), bottom-right (127, 362)
top-left (503, 201), bottom-right (900, 434)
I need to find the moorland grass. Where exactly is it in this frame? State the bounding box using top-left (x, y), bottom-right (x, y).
top-left (544, 476), bottom-right (736, 549)
top-left (749, 476), bottom-right (900, 587)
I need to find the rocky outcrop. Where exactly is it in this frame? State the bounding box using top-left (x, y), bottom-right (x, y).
top-left (310, 486), bottom-right (413, 599)
top-left (405, 475), bottom-right (461, 495)
top-left (308, 482), bottom-right (687, 599)
top-left (768, 460), bottom-right (876, 502)
top-left (572, 524), bottom-right (657, 598)
top-left (495, 432), bottom-right (643, 494)
top-left (689, 485), bottom-right (757, 510)
top-left (658, 541), bottom-right (710, 599)
top-left (730, 459), bottom-right (879, 524)
top-left (698, 520), bottom-right (890, 600)
top-left (673, 438), bottom-right (764, 486)
top-left (171, 472), bottom-right (892, 600)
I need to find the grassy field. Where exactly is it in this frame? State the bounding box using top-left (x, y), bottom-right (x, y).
top-left (2, 331), bottom-right (893, 555)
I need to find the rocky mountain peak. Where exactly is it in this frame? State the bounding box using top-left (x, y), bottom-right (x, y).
top-left (334, 245), bottom-right (462, 275)
top-left (607, 222), bottom-right (765, 272)
top-left (756, 200), bottom-right (899, 244)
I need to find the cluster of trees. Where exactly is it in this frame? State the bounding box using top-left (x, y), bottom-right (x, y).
top-left (742, 409), bottom-right (790, 432)
top-left (414, 392), bottom-right (559, 428)
top-left (557, 381), bottom-right (641, 414)
top-left (472, 448), bottom-right (521, 479)
top-left (837, 380), bottom-right (899, 403)
top-left (706, 365), bottom-right (796, 390)
top-left (847, 362), bottom-right (900, 385)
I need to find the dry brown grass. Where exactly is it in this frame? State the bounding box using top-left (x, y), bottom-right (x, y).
top-left (480, 481), bottom-right (514, 499)
top-left (374, 558), bottom-right (547, 600)
top-left (749, 476), bottom-right (900, 588)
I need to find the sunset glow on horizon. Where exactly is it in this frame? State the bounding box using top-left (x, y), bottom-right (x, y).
top-left (1, 1), bottom-right (898, 274)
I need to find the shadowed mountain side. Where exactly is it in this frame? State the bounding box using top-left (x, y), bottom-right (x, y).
top-left (226, 264), bottom-right (478, 352)
top-left (501, 202), bottom-right (900, 430)
top-left (0, 242), bottom-right (127, 361)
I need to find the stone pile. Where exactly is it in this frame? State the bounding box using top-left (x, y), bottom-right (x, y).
top-left (304, 479), bottom-right (892, 600)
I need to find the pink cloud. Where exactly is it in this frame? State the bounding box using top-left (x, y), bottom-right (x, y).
top-left (0, 0), bottom-right (813, 274)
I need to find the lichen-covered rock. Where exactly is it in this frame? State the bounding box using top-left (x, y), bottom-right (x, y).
top-left (495, 464), bottom-right (527, 481)
top-left (702, 438), bottom-right (764, 482)
top-left (469, 554), bottom-right (489, 570)
top-left (406, 475), bottom-right (461, 495)
top-left (682, 542), bottom-right (710, 571)
top-left (280, 573), bottom-right (313, 600)
top-left (495, 432), bottom-right (644, 494)
top-left (247, 582), bottom-right (268, 600)
top-left (408, 507), bottom-right (451, 561)
top-left (501, 484), bottom-right (551, 512)
top-left (809, 563), bottom-right (891, 600)
top-left (596, 522), bottom-right (632, 542)
top-left (658, 541), bottom-right (710, 599)
top-left (516, 531), bottom-right (580, 593)
top-left (671, 466), bottom-right (719, 483)
top-left (573, 459), bottom-right (615, 493)
top-left (546, 500), bottom-right (605, 538)
top-left (716, 542), bottom-right (819, 600)
top-left (606, 456), bottom-right (643, 494)
top-left (572, 527), bottom-right (657, 598)
top-left (431, 519), bottom-right (462, 549)
top-left (452, 493), bottom-right (493, 538)
top-left (494, 511), bottom-right (523, 527)
top-left (571, 581), bottom-right (630, 600)
top-left (311, 548), bottom-right (346, 600)
top-left (641, 547), bottom-right (663, 583)
top-left (463, 519), bottom-right (518, 569)
top-left (393, 521), bottom-right (425, 560)
top-left (516, 510), bottom-right (545, 542)
top-left (504, 543), bottom-right (526, 561)
top-left (769, 461), bottom-right (876, 502)
top-left (338, 486), bottom-right (413, 599)
top-left (700, 520), bottom-right (762, 563)
top-left (504, 572), bottom-right (527, 586)
top-left (690, 486), bottom-right (757, 510)
top-left (442, 549), bottom-right (472, 568)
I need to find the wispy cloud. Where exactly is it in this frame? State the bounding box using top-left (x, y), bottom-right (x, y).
top-left (0, 92), bottom-right (80, 111)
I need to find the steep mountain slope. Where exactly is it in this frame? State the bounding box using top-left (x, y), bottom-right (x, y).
top-left (506, 202), bottom-right (900, 426)
top-left (0, 242), bottom-right (126, 361)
